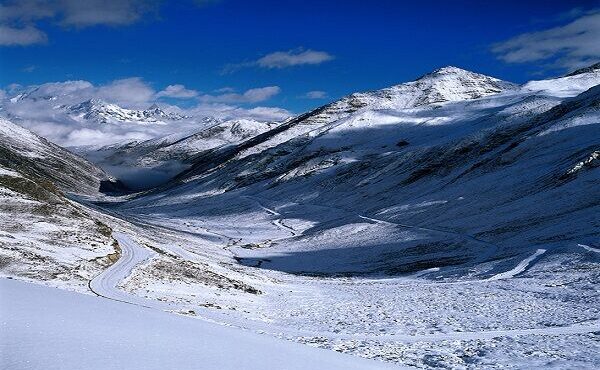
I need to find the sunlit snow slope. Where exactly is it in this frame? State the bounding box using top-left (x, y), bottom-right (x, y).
top-left (122, 65), bottom-right (600, 277)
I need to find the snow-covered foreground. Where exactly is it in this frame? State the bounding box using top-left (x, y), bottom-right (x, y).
top-left (0, 278), bottom-right (396, 370)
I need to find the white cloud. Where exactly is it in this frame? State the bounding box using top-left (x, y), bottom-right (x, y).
top-left (0, 25), bottom-right (47, 46)
top-left (7, 78), bottom-right (154, 107)
top-left (0, 0), bottom-right (159, 46)
top-left (66, 127), bottom-right (154, 146)
top-left (199, 86), bottom-right (281, 104)
top-left (492, 10), bottom-right (600, 70)
top-left (190, 104), bottom-right (292, 122)
top-left (244, 106), bottom-right (292, 121)
top-left (156, 84), bottom-right (199, 99)
top-left (214, 87), bottom-right (236, 93)
top-left (303, 90), bottom-right (327, 99)
top-left (257, 49), bottom-right (334, 69)
top-left (15, 80), bottom-right (95, 102)
top-left (58, 0), bottom-right (159, 27)
top-left (6, 83), bottom-right (22, 93)
top-left (97, 77), bottom-right (156, 106)
top-left (0, 0), bottom-right (57, 22)
top-left (223, 48), bottom-right (334, 73)
top-left (22, 65), bottom-right (36, 72)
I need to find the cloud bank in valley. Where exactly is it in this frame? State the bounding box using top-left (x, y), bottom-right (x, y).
top-left (0, 78), bottom-right (291, 147)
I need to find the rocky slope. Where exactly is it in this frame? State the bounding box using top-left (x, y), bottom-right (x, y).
top-left (0, 117), bottom-right (113, 194)
top-left (0, 117), bottom-right (119, 291)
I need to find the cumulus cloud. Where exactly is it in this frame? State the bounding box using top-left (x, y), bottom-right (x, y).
top-left (66, 127), bottom-right (154, 146)
top-left (214, 87), bottom-right (236, 93)
top-left (244, 106), bottom-right (292, 121)
top-left (0, 0), bottom-right (56, 21)
top-left (8, 78), bottom-right (155, 107)
top-left (6, 83), bottom-right (22, 93)
top-left (0, 0), bottom-right (160, 46)
top-left (95, 77), bottom-right (156, 106)
top-left (303, 90), bottom-right (327, 99)
top-left (492, 10), bottom-right (600, 70)
top-left (199, 86), bottom-right (281, 104)
top-left (156, 84), bottom-right (199, 99)
top-left (16, 80), bottom-right (95, 102)
top-left (223, 48), bottom-right (334, 73)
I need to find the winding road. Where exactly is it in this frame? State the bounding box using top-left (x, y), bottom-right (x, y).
top-left (89, 232), bottom-right (167, 309)
top-left (486, 248), bottom-right (547, 281)
top-left (242, 195), bottom-right (299, 237)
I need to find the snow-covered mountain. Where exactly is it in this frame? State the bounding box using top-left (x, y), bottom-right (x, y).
top-left (340, 66), bottom-right (517, 110)
top-left (68, 64), bottom-right (595, 368)
top-left (124, 64), bottom-right (599, 275)
top-left (66, 99), bottom-right (188, 125)
top-left (193, 66), bottom-right (519, 161)
top-left (77, 117), bottom-right (280, 189)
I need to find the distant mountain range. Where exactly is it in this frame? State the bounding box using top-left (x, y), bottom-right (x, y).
top-left (65, 100), bottom-right (189, 125)
top-left (10, 88), bottom-right (189, 125)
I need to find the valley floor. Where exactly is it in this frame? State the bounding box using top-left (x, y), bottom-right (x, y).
top-left (9, 193), bottom-right (595, 369)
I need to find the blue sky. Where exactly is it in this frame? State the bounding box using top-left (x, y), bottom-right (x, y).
top-left (1, 0), bottom-right (599, 113)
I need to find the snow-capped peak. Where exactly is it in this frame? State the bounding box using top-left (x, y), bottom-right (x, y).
top-left (329, 66), bottom-right (516, 113)
top-left (142, 103), bottom-right (188, 121)
top-left (147, 103), bottom-right (161, 111)
top-left (409, 65), bottom-right (517, 103)
top-left (421, 65), bottom-right (476, 77)
top-left (66, 99), bottom-right (187, 124)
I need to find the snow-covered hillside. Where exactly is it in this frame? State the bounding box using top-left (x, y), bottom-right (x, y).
top-left (76, 117), bottom-right (280, 189)
top-left (0, 117), bottom-right (121, 291)
top-left (0, 117), bottom-right (113, 194)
